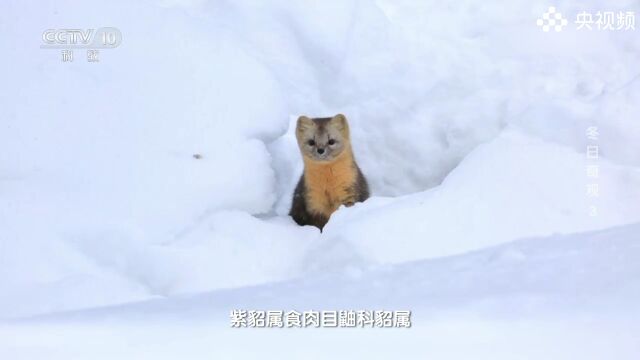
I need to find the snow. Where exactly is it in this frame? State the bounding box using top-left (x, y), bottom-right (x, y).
top-left (3, 224), bottom-right (640, 359)
top-left (322, 129), bottom-right (640, 264)
top-left (1, 0), bottom-right (640, 358)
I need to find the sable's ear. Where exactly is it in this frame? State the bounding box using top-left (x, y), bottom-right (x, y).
top-left (332, 113), bottom-right (348, 130)
top-left (296, 115), bottom-right (312, 132)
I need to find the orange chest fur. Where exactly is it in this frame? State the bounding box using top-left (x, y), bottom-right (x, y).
top-left (303, 156), bottom-right (357, 217)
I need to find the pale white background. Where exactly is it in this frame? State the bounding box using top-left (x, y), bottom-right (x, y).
top-left (1, 0), bottom-right (639, 358)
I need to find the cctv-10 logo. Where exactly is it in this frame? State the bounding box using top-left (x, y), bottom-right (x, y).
top-left (41, 27), bottom-right (122, 49)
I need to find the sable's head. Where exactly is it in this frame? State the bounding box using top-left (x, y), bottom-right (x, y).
top-left (296, 114), bottom-right (350, 162)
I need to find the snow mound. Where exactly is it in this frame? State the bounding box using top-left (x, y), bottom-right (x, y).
top-left (321, 129), bottom-right (640, 264)
top-left (4, 223), bottom-right (638, 360)
top-left (0, 0), bottom-right (639, 319)
top-left (33, 221), bottom-right (640, 321)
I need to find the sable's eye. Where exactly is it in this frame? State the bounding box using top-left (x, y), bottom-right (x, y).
top-left (328, 139), bottom-right (336, 145)
top-left (307, 139), bottom-right (315, 146)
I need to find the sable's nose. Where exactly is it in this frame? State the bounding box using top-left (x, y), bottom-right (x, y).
top-left (317, 148), bottom-right (325, 154)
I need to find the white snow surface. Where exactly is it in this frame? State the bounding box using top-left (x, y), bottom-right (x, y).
top-left (3, 223), bottom-right (640, 359)
top-left (1, 0), bottom-right (639, 358)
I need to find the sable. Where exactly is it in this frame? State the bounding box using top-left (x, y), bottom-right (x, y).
top-left (289, 114), bottom-right (370, 230)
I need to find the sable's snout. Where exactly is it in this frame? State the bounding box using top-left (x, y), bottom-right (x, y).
top-left (317, 148), bottom-right (325, 154)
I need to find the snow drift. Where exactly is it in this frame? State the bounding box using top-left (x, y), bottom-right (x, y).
top-left (0, 0), bottom-right (639, 322)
